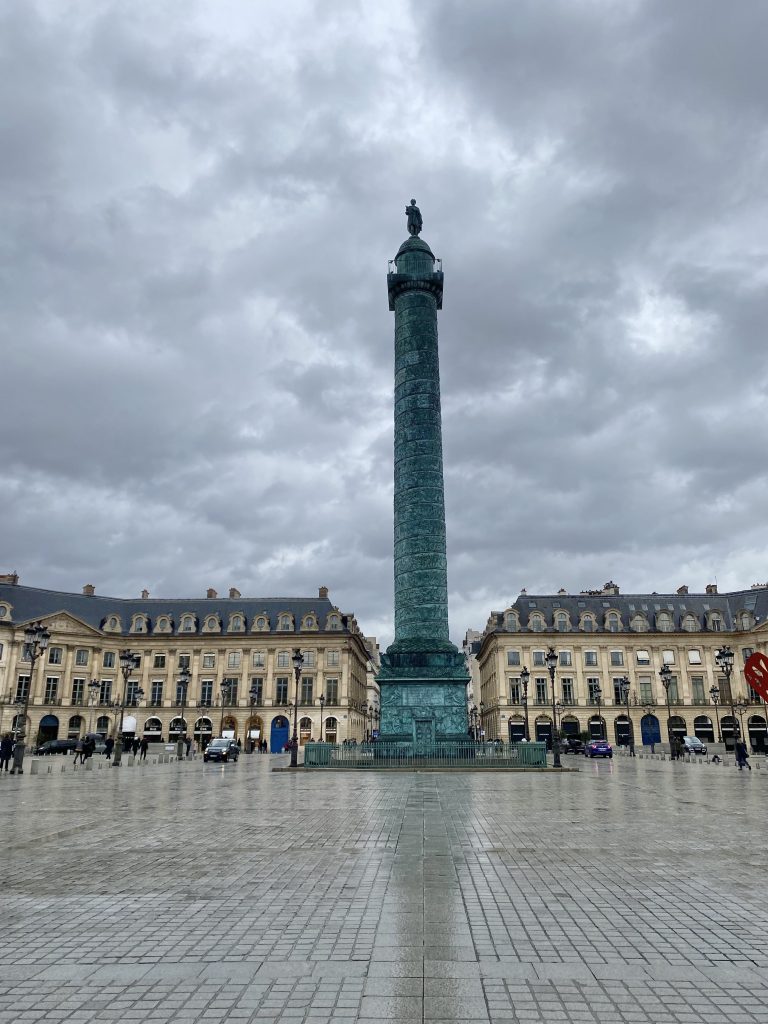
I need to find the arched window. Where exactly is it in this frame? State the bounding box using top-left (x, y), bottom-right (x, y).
top-left (0, 604), bottom-right (10, 619)
top-left (156, 617), bottom-right (171, 633)
top-left (180, 614), bottom-right (195, 632)
top-left (144, 717), bottom-right (162, 734)
top-left (709, 613), bottom-right (723, 632)
top-left (738, 611), bottom-right (753, 630)
top-left (682, 615), bottom-right (698, 632)
top-left (581, 615), bottom-right (595, 633)
top-left (556, 612), bottom-right (569, 632)
top-left (606, 612), bottom-right (620, 633)
top-left (169, 717), bottom-right (187, 736)
top-left (96, 715), bottom-right (111, 734)
top-left (255, 616), bottom-right (269, 631)
top-left (302, 615), bottom-right (317, 630)
top-left (229, 614), bottom-right (244, 632)
top-left (657, 613), bottom-right (673, 632)
top-left (529, 614), bottom-right (545, 632)
top-left (279, 614), bottom-right (293, 631)
top-left (299, 716), bottom-right (313, 744)
top-left (630, 615), bottom-right (649, 633)
top-left (204, 615), bottom-right (220, 632)
top-left (131, 615), bottom-right (146, 633)
top-left (504, 612), bottom-right (519, 631)
top-left (324, 716), bottom-right (338, 742)
top-left (327, 614), bottom-right (341, 631)
top-left (105, 616), bottom-right (121, 632)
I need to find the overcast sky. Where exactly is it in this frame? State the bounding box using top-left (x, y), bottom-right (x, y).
top-left (2, 0), bottom-right (767, 646)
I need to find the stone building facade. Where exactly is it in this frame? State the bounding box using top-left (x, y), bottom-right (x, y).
top-left (0, 576), bottom-right (372, 751)
top-left (476, 581), bottom-right (768, 751)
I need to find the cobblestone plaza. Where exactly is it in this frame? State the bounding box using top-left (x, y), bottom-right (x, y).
top-left (1, 756), bottom-right (767, 1023)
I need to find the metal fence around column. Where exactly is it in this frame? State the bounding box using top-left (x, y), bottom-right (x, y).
top-left (303, 740), bottom-right (548, 769)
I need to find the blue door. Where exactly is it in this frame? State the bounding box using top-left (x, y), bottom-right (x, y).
top-left (641, 714), bottom-right (661, 746)
top-left (270, 716), bottom-right (290, 753)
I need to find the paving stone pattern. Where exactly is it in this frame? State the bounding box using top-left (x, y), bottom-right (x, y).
top-left (1, 754), bottom-right (767, 1022)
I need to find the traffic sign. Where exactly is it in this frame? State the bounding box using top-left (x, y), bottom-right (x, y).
top-left (744, 651), bottom-right (768, 703)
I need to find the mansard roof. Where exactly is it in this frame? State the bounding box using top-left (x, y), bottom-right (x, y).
top-left (0, 583), bottom-right (351, 636)
top-left (487, 587), bottom-right (768, 634)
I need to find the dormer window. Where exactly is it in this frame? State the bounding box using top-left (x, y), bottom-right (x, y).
top-left (606, 612), bottom-right (620, 633)
top-left (327, 614), bottom-right (341, 631)
top-left (301, 615), bottom-right (317, 631)
top-left (131, 615), bottom-right (147, 633)
top-left (581, 615), bottom-right (595, 633)
top-left (255, 616), bottom-right (269, 631)
top-left (278, 614), bottom-right (293, 631)
top-left (738, 611), bottom-right (753, 630)
top-left (203, 615), bottom-right (220, 632)
top-left (156, 616), bottom-right (172, 633)
top-left (657, 612), bottom-right (673, 633)
top-left (682, 614), bottom-right (698, 632)
top-left (0, 604), bottom-right (10, 619)
top-left (529, 614), bottom-right (545, 632)
top-left (229, 614), bottom-right (244, 632)
top-left (180, 614), bottom-right (196, 632)
top-left (504, 612), bottom-right (519, 632)
top-left (709, 614), bottom-right (723, 632)
top-left (105, 615), bottom-right (121, 632)
top-left (630, 615), bottom-right (649, 633)
top-left (556, 612), bottom-right (569, 632)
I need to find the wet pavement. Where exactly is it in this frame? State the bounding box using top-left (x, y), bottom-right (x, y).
top-left (0, 752), bottom-right (767, 1022)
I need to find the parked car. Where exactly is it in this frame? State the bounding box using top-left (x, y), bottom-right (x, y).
top-left (584, 739), bottom-right (613, 758)
top-left (561, 736), bottom-right (585, 755)
top-left (203, 738), bottom-right (240, 763)
top-left (682, 736), bottom-right (707, 755)
top-left (35, 739), bottom-right (78, 756)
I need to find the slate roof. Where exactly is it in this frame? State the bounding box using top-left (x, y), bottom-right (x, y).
top-left (0, 584), bottom-right (350, 635)
top-left (486, 587), bottom-right (768, 634)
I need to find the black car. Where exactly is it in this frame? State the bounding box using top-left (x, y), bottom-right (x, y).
top-left (36, 739), bottom-right (78, 755)
top-left (561, 736), bottom-right (585, 755)
top-left (203, 738), bottom-right (239, 763)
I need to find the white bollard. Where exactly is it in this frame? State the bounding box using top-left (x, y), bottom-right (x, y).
top-left (85, 759), bottom-right (93, 771)
top-left (30, 760), bottom-right (40, 775)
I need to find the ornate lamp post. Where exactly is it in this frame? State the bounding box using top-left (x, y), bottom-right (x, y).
top-left (619, 676), bottom-right (635, 755)
top-left (734, 697), bottom-right (748, 747)
top-left (248, 679), bottom-right (260, 751)
top-left (218, 680), bottom-right (233, 736)
top-left (87, 678), bottom-right (100, 733)
top-left (709, 684), bottom-right (722, 743)
top-left (290, 649), bottom-right (304, 767)
top-left (362, 701), bottom-right (370, 741)
top-left (715, 645), bottom-right (737, 750)
top-left (13, 622), bottom-right (51, 772)
top-left (545, 647), bottom-right (561, 768)
top-left (175, 665), bottom-right (191, 762)
top-left (591, 681), bottom-right (603, 739)
top-left (659, 663), bottom-right (674, 756)
top-left (520, 666), bottom-right (530, 741)
top-left (113, 649), bottom-right (139, 767)
top-left (195, 699), bottom-right (209, 752)
top-left (318, 692), bottom-right (326, 742)
top-left (479, 700), bottom-right (486, 741)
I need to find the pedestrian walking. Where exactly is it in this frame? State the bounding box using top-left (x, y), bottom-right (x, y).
top-left (185, 735), bottom-right (192, 757)
top-left (139, 737), bottom-right (148, 760)
top-left (73, 736), bottom-right (84, 766)
top-left (83, 736), bottom-right (94, 761)
top-left (9, 737), bottom-right (25, 774)
top-left (104, 736), bottom-right (114, 759)
top-left (0, 734), bottom-right (13, 772)
top-left (132, 738), bottom-right (140, 756)
top-left (735, 739), bottom-right (752, 771)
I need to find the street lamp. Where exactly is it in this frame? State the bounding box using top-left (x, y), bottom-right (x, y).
top-left (659, 663), bottom-right (674, 757)
top-left (734, 697), bottom-right (748, 746)
top-left (545, 647), bottom-right (561, 768)
top-left (290, 649), bottom-right (304, 767)
top-left (318, 691), bottom-right (326, 742)
top-left (361, 701), bottom-right (369, 741)
top-left (479, 700), bottom-right (486, 742)
top-left (591, 682), bottom-right (604, 739)
top-left (113, 649), bottom-right (139, 767)
top-left (619, 676), bottom-right (635, 756)
top-left (248, 679), bottom-right (261, 751)
top-left (520, 666), bottom-right (530, 741)
top-left (218, 680), bottom-right (233, 737)
top-left (12, 622), bottom-right (51, 773)
top-left (175, 665), bottom-right (191, 762)
top-left (709, 684), bottom-right (722, 743)
top-left (715, 645), bottom-right (737, 751)
top-left (87, 678), bottom-right (100, 733)
top-left (195, 699), bottom-right (209, 751)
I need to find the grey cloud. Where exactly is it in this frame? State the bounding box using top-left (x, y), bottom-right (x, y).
top-left (2, 0), bottom-right (767, 643)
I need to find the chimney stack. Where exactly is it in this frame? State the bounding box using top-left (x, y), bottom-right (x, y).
top-left (602, 581), bottom-right (620, 595)
top-left (705, 583), bottom-right (718, 595)
top-left (83, 584), bottom-right (95, 596)
top-left (676, 585), bottom-right (688, 595)
top-left (229, 587), bottom-right (241, 599)
top-left (206, 588), bottom-right (217, 599)
top-left (0, 572), bottom-right (19, 586)
top-left (319, 585), bottom-right (329, 599)
top-left (141, 589), bottom-right (149, 599)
